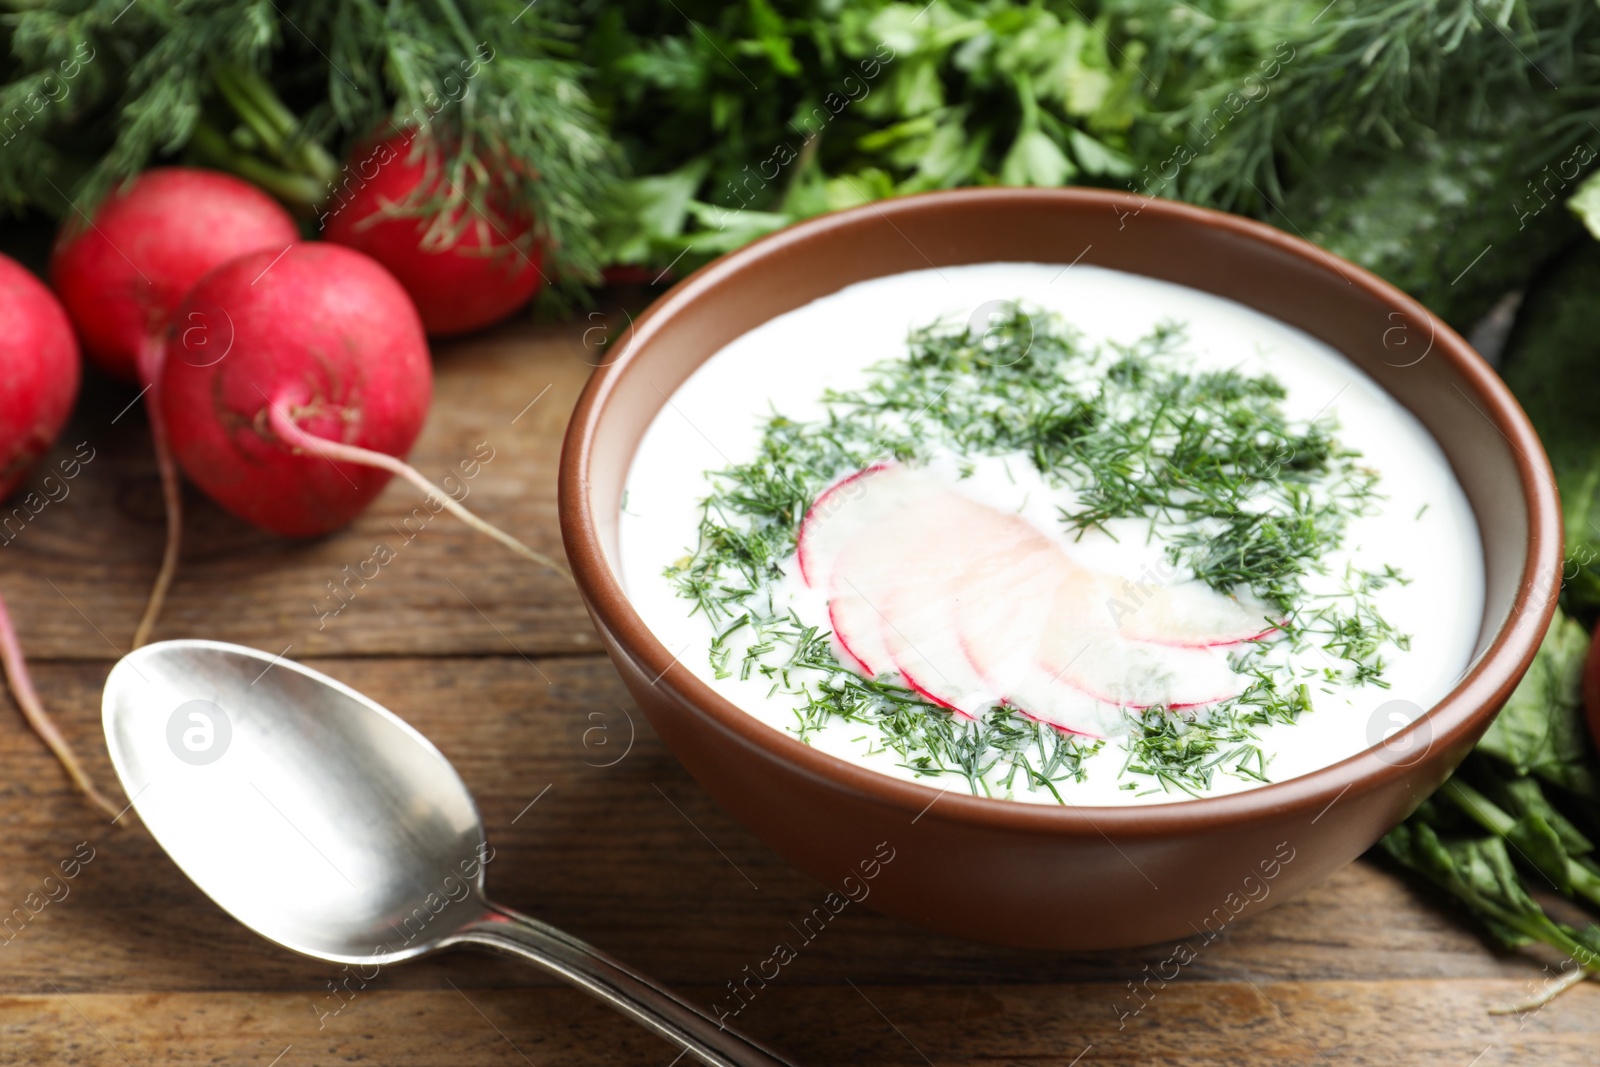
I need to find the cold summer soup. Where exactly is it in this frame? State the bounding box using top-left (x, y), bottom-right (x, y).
top-left (618, 264), bottom-right (1484, 805)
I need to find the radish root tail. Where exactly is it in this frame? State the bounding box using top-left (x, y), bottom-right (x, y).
top-left (133, 334), bottom-right (182, 649)
top-left (1489, 965), bottom-right (1592, 1015)
top-left (0, 591), bottom-right (124, 821)
top-left (266, 396), bottom-right (573, 581)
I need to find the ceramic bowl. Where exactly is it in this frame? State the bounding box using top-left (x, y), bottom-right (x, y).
top-left (559, 188), bottom-right (1560, 949)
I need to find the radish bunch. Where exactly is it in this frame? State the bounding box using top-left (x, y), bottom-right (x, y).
top-left (13, 165), bottom-right (565, 817)
top-left (798, 463), bottom-right (1275, 737)
top-left (48, 168), bottom-right (562, 636)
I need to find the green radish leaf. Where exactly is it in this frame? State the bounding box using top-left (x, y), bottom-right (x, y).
top-left (1492, 774), bottom-right (1594, 856)
top-left (1039, 22), bottom-right (1114, 117)
top-left (1453, 836), bottom-right (1542, 921)
top-left (740, 0), bottom-right (802, 78)
top-left (1478, 610), bottom-right (1598, 800)
top-left (1504, 811), bottom-right (1573, 894)
top-left (821, 168), bottom-right (898, 211)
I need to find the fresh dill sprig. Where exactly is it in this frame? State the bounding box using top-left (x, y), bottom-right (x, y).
top-left (0, 0), bottom-right (618, 281)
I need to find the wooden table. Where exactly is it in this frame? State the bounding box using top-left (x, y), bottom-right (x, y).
top-left (1, 314), bottom-right (1595, 1066)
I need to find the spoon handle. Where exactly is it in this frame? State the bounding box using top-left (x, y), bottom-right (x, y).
top-left (453, 904), bottom-right (798, 1067)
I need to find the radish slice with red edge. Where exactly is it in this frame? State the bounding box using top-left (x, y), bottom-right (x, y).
top-left (827, 593), bottom-right (896, 680)
top-left (798, 463), bottom-right (939, 589)
top-left (806, 462), bottom-right (1271, 736)
top-left (1103, 576), bottom-right (1276, 648)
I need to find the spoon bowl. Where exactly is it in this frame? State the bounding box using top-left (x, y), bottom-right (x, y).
top-left (103, 639), bottom-right (793, 1067)
top-left (103, 639), bottom-right (485, 964)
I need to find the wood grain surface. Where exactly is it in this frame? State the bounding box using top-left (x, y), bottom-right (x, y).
top-left (0, 313), bottom-right (1594, 1066)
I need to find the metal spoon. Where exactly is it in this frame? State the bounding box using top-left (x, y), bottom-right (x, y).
top-left (102, 639), bottom-right (793, 1067)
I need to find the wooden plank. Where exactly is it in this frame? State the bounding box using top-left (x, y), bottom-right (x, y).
top-left (0, 320), bottom-right (606, 661)
top-left (0, 657), bottom-right (1547, 996)
top-left (1, 980), bottom-right (1596, 1066)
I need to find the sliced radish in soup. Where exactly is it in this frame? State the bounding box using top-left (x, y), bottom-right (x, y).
top-left (805, 462), bottom-right (1271, 736)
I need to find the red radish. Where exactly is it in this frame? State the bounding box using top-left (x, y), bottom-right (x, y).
top-left (158, 243), bottom-right (567, 575)
top-left (322, 131), bottom-right (544, 337)
top-left (0, 253), bottom-right (79, 499)
top-left (799, 463), bottom-right (1272, 736)
top-left (159, 243), bottom-right (429, 536)
top-left (50, 168), bottom-right (299, 382)
top-left (0, 254), bottom-right (117, 817)
top-left (49, 168), bottom-right (300, 648)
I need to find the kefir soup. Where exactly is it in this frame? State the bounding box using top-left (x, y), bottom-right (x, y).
top-left (619, 263), bottom-right (1484, 805)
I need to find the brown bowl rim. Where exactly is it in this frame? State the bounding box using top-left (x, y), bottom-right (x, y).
top-left (559, 186), bottom-right (1562, 838)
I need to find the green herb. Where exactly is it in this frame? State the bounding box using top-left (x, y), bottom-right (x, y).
top-left (587, 0), bottom-right (1597, 326)
top-left (1123, 677), bottom-right (1312, 797)
top-left (1500, 244), bottom-right (1600, 624)
top-left (671, 305), bottom-right (1403, 799)
top-left (1478, 612), bottom-right (1598, 800)
top-left (1380, 817), bottom-right (1600, 977)
top-left (1572, 171), bottom-right (1600, 241)
top-left (0, 1), bottom-right (617, 281)
top-left (6, 1), bottom-right (1589, 320)
top-left (1379, 609), bottom-right (1600, 1007)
